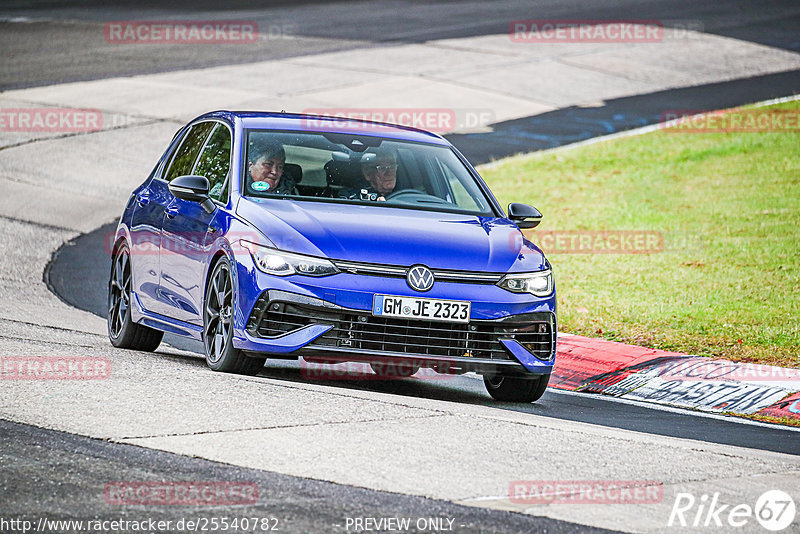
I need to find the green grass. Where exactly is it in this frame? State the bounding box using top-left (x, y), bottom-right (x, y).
top-left (480, 100), bottom-right (800, 367)
top-left (736, 413), bottom-right (800, 428)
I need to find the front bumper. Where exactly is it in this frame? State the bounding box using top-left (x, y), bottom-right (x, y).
top-left (235, 289), bottom-right (556, 375)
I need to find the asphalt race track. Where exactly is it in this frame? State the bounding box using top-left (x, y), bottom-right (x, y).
top-left (3, 419), bottom-right (608, 534)
top-left (47, 217), bottom-right (800, 457)
top-left (2, 0), bottom-right (799, 91)
top-left (2, 1), bottom-right (800, 533)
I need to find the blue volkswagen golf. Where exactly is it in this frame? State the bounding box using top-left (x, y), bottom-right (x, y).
top-left (108, 111), bottom-right (556, 402)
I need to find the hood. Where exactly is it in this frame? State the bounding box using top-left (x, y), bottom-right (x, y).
top-left (235, 198), bottom-right (546, 272)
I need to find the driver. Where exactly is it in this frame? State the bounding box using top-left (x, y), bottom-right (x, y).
top-left (340, 147), bottom-right (399, 201)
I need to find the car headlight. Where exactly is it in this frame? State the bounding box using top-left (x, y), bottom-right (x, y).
top-left (240, 241), bottom-right (339, 277)
top-left (497, 270), bottom-right (553, 297)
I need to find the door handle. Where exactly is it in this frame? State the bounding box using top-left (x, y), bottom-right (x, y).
top-left (165, 205), bottom-right (179, 219)
top-left (135, 194), bottom-right (150, 207)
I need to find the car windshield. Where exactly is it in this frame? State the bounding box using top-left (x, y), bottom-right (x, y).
top-left (243, 130), bottom-right (496, 216)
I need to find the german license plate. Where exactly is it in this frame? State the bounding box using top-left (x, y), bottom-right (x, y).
top-left (372, 295), bottom-right (471, 323)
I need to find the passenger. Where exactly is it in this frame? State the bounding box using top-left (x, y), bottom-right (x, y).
top-left (340, 147), bottom-right (399, 201)
top-left (247, 141), bottom-right (298, 195)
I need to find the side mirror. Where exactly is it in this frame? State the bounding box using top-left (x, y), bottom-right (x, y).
top-left (169, 175), bottom-right (215, 213)
top-left (508, 203), bottom-right (542, 229)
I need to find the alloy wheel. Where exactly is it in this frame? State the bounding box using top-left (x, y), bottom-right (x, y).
top-left (204, 262), bottom-right (233, 363)
top-left (108, 249), bottom-right (131, 338)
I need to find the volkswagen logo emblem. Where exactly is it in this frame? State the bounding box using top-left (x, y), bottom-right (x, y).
top-left (407, 265), bottom-right (434, 292)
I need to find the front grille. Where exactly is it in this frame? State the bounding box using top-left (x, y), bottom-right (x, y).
top-left (331, 260), bottom-right (504, 284)
top-left (246, 294), bottom-right (555, 361)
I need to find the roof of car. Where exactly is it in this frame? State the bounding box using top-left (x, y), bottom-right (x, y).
top-left (196, 110), bottom-right (450, 145)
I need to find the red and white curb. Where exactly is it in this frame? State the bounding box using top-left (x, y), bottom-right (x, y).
top-left (551, 333), bottom-right (800, 421)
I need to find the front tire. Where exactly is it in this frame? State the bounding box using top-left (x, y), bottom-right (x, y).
top-left (107, 243), bottom-right (163, 351)
top-left (203, 257), bottom-right (265, 375)
top-left (484, 373), bottom-right (550, 403)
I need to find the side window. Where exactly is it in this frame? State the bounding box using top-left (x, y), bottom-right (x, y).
top-left (153, 128), bottom-right (184, 180)
top-left (193, 124), bottom-right (232, 202)
top-left (164, 122), bottom-right (215, 183)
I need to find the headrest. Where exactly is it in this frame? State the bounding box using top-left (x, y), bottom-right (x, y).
top-left (283, 163), bottom-right (302, 184)
top-left (324, 159), bottom-right (363, 187)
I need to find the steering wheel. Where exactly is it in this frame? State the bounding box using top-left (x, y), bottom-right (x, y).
top-left (385, 189), bottom-right (448, 204)
top-left (385, 188), bottom-right (421, 199)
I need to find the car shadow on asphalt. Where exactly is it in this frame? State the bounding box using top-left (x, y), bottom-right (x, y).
top-left (141, 348), bottom-right (800, 454)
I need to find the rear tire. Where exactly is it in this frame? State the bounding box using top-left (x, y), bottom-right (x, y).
top-left (107, 243), bottom-right (163, 351)
top-left (484, 373), bottom-right (550, 403)
top-left (203, 257), bottom-right (265, 376)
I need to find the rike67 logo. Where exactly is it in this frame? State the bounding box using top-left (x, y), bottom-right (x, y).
top-left (669, 490), bottom-right (796, 531)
